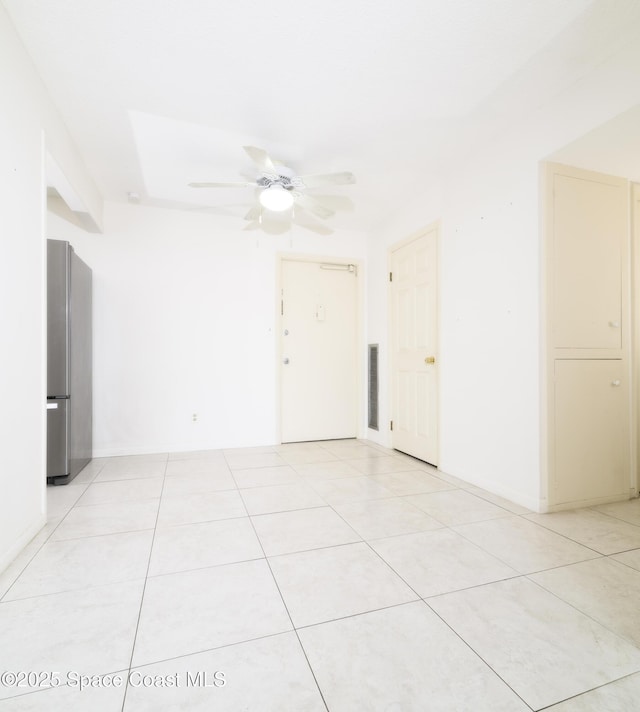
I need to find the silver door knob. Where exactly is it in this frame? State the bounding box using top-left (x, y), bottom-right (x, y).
top-left (612, 380), bottom-right (621, 386)
top-left (283, 357), bottom-right (290, 365)
top-left (609, 321), bottom-right (620, 328)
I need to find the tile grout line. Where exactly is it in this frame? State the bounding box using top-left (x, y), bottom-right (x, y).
top-left (524, 572), bottom-right (640, 656)
top-left (146, 554), bottom-right (267, 581)
top-left (588, 507), bottom-right (640, 530)
top-left (222, 448), bottom-right (331, 712)
top-left (421, 561), bottom-right (640, 708)
top-left (533, 671), bottom-right (640, 711)
top-left (453, 512), bottom-right (607, 562)
top-left (325, 487), bottom-right (517, 590)
top-left (114, 629), bottom-right (301, 676)
top-left (119, 457), bottom-right (169, 712)
top-left (423, 599), bottom-right (537, 712)
top-left (0, 574), bottom-right (149, 604)
top-left (523, 519), bottom-right (630, 557)
top-left (0, 465), bottom-right (107, 603)
top-left (45, 525), bottom-right (157, 545)
top-left (328, 499), bottom-right (613, 598)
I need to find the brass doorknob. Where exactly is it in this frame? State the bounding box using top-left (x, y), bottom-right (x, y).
top-left (425, 356), bottom-right (436, 364)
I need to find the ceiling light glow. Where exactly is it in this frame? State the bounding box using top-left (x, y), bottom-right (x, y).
top-left (259, 184), bottom-right (294, 211)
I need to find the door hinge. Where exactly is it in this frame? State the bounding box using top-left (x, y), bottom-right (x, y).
top-left (390, 420), bottom-right (393, 431)
top-left (389, 271), bottom-right (393, 282)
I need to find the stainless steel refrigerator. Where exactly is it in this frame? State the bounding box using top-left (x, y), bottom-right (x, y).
top-left (47, 239), bottom-right (92, 485)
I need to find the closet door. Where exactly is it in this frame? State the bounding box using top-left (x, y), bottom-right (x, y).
top-left (553, 171), bottom-right (626, 350)
top-left (544, 162), bottom-right (631, 509)
top-left (553, 360), bottom-right (628, 505)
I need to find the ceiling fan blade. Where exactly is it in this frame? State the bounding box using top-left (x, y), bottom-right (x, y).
top-left (299, 171), bottom-right (355, 189)
top-left (240, 169), bottom-right (260, 182)
top-left (292, 208), bottom-right (334, 235)
top-left (244, 205), bottom-right (261, 221)
top-left (308, 194), bottom-right (355, 212)
top-left (188, 181), bottom-right (254, 188)
top-left (243, 215), bottom-right (291, 235)
top-left (243, 146), bottom-right (277, 173)
top-left (294, 194), bottom-right (335, 220)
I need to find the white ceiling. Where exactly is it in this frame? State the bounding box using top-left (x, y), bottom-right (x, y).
top-left (548, 104), bottom-right (640, 182)
top-left (3, 0), bottom-right (622, 232)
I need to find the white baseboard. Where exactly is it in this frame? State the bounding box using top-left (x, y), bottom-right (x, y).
top-left (436, 462), bottom-right (542, 512)
top-left (539, 491), bottom-right (634, 513)
top-left (0, 514), bottom-right (47, 576)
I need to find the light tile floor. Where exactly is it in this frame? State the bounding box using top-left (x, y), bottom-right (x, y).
top-left (1, 440), bottom-right (640, 710)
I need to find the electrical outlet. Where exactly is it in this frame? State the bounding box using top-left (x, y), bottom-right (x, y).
top-left (192, 413), bottom-right (198, 422)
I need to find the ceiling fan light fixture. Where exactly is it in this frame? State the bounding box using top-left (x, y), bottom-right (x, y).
top-left (259, 184), bottom-right (294, 211)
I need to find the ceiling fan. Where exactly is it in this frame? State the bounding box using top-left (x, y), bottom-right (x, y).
top-left (188, 146), bottom-right (355, 235)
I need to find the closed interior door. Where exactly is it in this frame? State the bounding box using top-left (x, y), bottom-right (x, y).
top-left (280, 259), bottom-right (358, 443)
top-left (553, 172), bottom-right (626, 350)
top-left (390, 226), bottom-right (438, 465)
top-left (544, 162), bottom-right (631, 508)
top-left (554, 359), bottom-right (628, 504)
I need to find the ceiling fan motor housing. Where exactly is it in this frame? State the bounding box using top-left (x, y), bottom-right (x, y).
top-left (257, 168), bottom-right (305, 192)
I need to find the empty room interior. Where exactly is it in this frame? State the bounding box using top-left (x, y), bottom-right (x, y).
top-left (3, 1), bottom-right (640, 710)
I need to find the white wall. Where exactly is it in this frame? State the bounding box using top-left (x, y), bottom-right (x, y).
top-left (437, 156), bottom-right (541, 508)
top-left (368, 33), bottom-right (640, 511)
top-left (0, 6), bottom-right (101, 573)
top-left (48, 202), bottom-right (368, 456)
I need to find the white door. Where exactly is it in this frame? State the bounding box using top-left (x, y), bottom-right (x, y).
top-left (552, 170), bottom-right (626, 350)
top-left (280, 259), bottom-right (358, 443)
top-left (554, 359), bottom-right (628, 504)
top-left (390, 226), bottom-right (439, 465)
top-left (544, 163), bottom-right (631, 508)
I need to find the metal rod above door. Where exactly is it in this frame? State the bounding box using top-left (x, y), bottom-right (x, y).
top-left (320, 263), bottom-right (357, 275)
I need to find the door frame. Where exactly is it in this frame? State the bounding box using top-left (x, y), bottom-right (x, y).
top-left (387, 222), bottom-right (441, 461)
top-left (633, 182), bottom-right (640, 496)
top-left (276, 253), bottom-right (365, 444)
